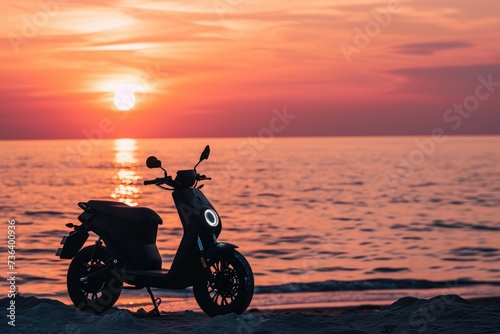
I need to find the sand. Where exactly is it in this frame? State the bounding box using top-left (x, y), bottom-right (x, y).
top-left (1, 294), bottom-right (499, 333)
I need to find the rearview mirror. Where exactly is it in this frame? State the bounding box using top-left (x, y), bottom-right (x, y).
top-left (146, 156), bottom-right (162, 169)
top-left (199, 145), bottom-right (210, 162)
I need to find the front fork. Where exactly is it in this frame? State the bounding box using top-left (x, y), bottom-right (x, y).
top-left (197, 234), bottom-right (218, 270)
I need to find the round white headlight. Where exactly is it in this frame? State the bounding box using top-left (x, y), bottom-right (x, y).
top-left (204, 209), bottom-right (219, 227)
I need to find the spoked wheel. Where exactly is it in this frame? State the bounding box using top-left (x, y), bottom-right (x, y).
top-left (67, 245), bottom-right (122, 314)
top-left (194, 250), bottom-right (254, 316)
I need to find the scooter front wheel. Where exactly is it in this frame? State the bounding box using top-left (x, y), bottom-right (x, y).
top-left (193, 249), bottom-right (254, 316)
top-left (67, 245), bottom-right (122, 314)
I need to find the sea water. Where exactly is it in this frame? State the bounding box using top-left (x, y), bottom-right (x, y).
top-left (0, 136), bottom-right (499, 310)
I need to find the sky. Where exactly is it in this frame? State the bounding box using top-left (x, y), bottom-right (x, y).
top-left (1, 0), bottom-right (499, 139)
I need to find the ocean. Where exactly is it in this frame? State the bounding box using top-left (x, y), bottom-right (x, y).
top-left (1, 136), bottom-right (499, 310)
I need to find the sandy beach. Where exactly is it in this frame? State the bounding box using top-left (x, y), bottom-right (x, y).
top-left (2, 294), bottom-right (499, 333)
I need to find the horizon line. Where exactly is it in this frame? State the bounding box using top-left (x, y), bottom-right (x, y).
top-left (1, 133), bottom-right (500, 141)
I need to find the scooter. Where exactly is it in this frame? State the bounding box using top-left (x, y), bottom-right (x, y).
top-left (56, 145), bottom-right (254, 316)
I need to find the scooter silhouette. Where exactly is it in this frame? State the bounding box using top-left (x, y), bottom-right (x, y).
top-left (56, 145), bottom-right (254, 316)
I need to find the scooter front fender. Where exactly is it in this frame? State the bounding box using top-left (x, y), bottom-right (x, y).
top-left (205, 242), bottom-right (238, 260)
top-left (56, 228), bottom-right (89, 259)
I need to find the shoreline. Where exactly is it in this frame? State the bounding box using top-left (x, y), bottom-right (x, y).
top-left (106, 284), bottom-right (500, 314)
top-left (258, 295), bottom-right (500, 316)
top-left (2, 294), bottom-right (499, 333)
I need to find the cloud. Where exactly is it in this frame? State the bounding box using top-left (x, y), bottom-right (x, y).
top-left (392, 41), bottom-right (473, 55)
top-left (387, 63), bottom-right (500, 102)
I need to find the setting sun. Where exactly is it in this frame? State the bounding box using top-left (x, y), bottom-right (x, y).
top-left (113, 90), bottom-right (136, 111)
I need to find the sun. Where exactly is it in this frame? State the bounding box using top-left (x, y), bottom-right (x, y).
top-left (113, 89), bottom-right (136, 111)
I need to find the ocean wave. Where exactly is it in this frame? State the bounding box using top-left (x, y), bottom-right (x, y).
top-left (368, 267), bottom-right (409, 273)
top-left (11, 248), bottom-right (57, 255)
top-left (17, 275), bottom-right (59, 282)
top-left (451, 247), bottom-right (499, 256)
top-left (254, 278), bottom-right (500, 294)
top-left (432, 220), bottom-right (500, 231)
top-left (391, 220), bottom-right (500, 232)
top-left (408, 182), bottom-right (438, 187)
top-left (24, 210), bottom-right (65, 216)
top-left (257, 193), bottom-right (282, 198)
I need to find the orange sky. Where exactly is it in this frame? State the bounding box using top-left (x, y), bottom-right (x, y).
top-left (1, 0), bottom-right (499, 139)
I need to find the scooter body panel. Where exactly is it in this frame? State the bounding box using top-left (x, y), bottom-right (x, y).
top-left (172, 188), bottom-right (221, 231)
top-left (77, 208), bottom-right (163, 270)
top-left (141, 188), bottom-right (223, 287)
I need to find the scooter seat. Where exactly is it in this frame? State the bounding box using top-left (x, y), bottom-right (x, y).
top-left (86, 200), bottom-right (162, 225)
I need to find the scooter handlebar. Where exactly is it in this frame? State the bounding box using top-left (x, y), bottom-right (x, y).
top-left (144, 178), bottom-right (163, 186)
top-left (144, 175), bottom-right (210, 187)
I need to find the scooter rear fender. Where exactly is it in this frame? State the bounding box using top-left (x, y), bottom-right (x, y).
top-left (56, 228), bottom-right (89, 259)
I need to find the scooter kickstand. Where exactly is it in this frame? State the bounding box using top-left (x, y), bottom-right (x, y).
top-left (146, 287), bottom-right (161, 316)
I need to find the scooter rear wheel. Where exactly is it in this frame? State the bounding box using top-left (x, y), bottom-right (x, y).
top-left (67, 245), bottom-right (122, 314)
top-left (193, 249), bottom-right (254, 316)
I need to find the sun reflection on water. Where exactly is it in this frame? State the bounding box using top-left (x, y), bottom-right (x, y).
top-left (111, 138), bottom-right (141, 206)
